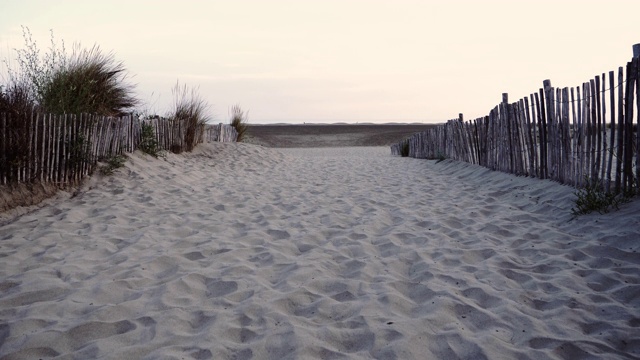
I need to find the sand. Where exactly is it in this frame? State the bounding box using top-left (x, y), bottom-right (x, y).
top-left (0, 143), bottom-right (639, 359)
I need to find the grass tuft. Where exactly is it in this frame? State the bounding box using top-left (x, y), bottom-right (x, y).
top-left (99, 154), bottom-right (128, 175)
top-left (40, 45), bottom-right (138, 116)
top-left (0, 81), bottom-right (34, 116)
top-left (229, 105), bottom-right (248, 142)
top-left (571, 176), bottom-right (635, 216)
top-left (169, 81), bottom-right (210, 152)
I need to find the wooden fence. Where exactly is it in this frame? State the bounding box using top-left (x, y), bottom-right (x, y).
top-left (0, 112), bottom-right (238, 186)
top-left (392, 53), bottom-right (640, 195)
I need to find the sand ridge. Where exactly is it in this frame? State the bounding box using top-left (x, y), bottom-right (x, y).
top-left (0, 143), bottom-right (639, 359)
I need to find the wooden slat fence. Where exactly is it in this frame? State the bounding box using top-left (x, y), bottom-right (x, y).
top-left (0, 113), bottom-right (238, 186)
top-left (203, 123), bottom-right (240, 143)
top-left (392, 55), bottom-right (640, 195)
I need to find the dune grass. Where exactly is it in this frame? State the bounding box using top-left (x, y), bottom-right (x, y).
top-left (5, 26), bottom-right (137, 116)
top-left (230, 105), bottom-right (248, 142)
top-left (99, 154), bottom-right (128, 176)
top-left (0, 80), bottom-right (33, 115)
top-left (571, 176), bottom-right (637, 216)
top-left (40, 45), bottom-right (138, 116)
top-left (168, 81), bottom-right (210, 153)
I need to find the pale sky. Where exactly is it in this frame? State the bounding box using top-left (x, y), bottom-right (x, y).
top-left (1, 0), bottom-right (639, 124)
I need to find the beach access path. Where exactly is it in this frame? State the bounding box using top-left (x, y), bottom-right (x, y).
top-left (0, 143), bottom-right (639, 359)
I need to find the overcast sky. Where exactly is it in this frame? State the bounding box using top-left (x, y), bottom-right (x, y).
top-left (1, 0), bottom-right (639, 124)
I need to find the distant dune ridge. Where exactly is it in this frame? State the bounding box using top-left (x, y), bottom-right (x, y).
top-left (0, 135), bottom-right (639, 358)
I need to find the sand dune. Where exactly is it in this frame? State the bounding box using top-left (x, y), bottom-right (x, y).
top-left (0, 143), bottom-right (639, 359)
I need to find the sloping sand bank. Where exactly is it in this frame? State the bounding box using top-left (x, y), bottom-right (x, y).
top-left (1, 143), bottom-right (639, 359)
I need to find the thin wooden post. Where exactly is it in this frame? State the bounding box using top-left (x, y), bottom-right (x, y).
top-left (544, 80), bottom-right (556, 180)
top-left (589, 80), bottom-right (597, 182)
top-left (31, 111), bottom-right (39, 182)
top-left (17, 114), bottom-right (24, 182)
top-left (623, 59), bottom-right (636, 192)
top-left (25, 110), bottom-right (33, 182)
top-left (576, 86), bottom-right (584, 187)
top-left (599, 73), bottom-right (608, 185)
top-left (570, 88), bottom-right (578, 186)
top-left (515, 101), bottom-right (526, 175)
top-left (636, 55), bottom-right (640, 193)
top-left (536, 91), bottom-right (546, 178)
top-left (49, 115), bottom-right (56, 183)
top-left (530, 94), bottom-right (539, 177)
top-left (561, 87), bottom-right (571, 184)
top-left (523, 97), bottom-right (534, 176)
top-left (81, 114), bottom-right (88, 179)
top-left (594, 76), bottom-right (603, 182)
top-left (58, 115), bottom-right (67, 184)
top-left (73, 115), bottom-right (79, 183)
top-left (554, 88), bottom-right (562, 182)
top-left (633, 43), bottom-right (640, 58)
top-left (1, 113), bottom-right (5, 184)
top-left (44, 114), bottom-right (50, 182)
top-left (37, 113), bottom-right (47, 182)
top-left (606, 71), bottom-right (616, 192)
top-left (615, 67), bottom-right (624, 193)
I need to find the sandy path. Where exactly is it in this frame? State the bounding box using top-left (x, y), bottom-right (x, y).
top-left (0, 143), bottom-right (639, 359)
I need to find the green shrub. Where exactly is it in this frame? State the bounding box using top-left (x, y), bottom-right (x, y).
top-left (230, 105), bottom-right (248, 142)
top-left (100, 154), bottom-right (128, 175)
top-left (435, 151), bottom-right (447, 163)
top-left (138, 122), bottom-right (164, 158)
top-left (571, 176), bottom-right (633, 216)
top-left (400, 140), bottom-right (409, 157)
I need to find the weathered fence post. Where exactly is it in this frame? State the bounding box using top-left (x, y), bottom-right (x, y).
top-left (1, 113), bottom-right (5, 184)
top-left (633, 43), bottom-right (640, 58)
top-left (622, 60), bottom-right (635, 192)
top-left (634, 44), bottom-right (640, 193)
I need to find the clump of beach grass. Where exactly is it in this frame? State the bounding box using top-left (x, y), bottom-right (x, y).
top-left (99, 154), bottom-right (128, 175)
top-left (168, 81), bottom-right (210, 153)
top-left (40, 44), bottom-right (138, 116)
top-left (6, 26), bottom-right (137, 116)
top-left (229, 105), bottom-right (248, 142)
top-left (0, 80), bottom-right (33, 115)
top-left (571, 176), bottom-right (635, 216)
